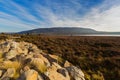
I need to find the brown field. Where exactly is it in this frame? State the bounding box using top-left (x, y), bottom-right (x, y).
top-left (0, 34), bottom-right (120, 80)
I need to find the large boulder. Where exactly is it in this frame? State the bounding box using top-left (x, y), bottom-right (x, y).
top-left (46, 62), bottom-right (70, 80)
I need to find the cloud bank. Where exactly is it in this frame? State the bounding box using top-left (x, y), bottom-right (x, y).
top-left (0, 0), bottom-right (120, 32)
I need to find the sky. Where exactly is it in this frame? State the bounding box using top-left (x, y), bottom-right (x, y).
top-left (0, 0), bottom-right (120, 32)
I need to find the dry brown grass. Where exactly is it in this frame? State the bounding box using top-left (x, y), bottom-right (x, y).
top-left (0, 33), bottom-right (120, 80)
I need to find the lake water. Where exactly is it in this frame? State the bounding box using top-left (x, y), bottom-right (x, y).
top-left (77, 34), bottom-right (120, 37)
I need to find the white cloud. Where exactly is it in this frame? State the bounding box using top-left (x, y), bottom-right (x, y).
top-left (0, 0), bottom-right (120, 32)
top-left (33, 0), bottom-right (120, 31)
top-left (80, 0), bottom-right (120, 31)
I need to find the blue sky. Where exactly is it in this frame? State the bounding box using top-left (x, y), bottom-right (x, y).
top-left (0, 0), bottom-right (120, 32)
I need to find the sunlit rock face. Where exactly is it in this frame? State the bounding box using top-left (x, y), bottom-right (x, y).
top-left (0, 40), bottom-right (85, 80)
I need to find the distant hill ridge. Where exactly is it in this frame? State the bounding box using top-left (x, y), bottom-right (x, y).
top-left (19, 27), bottom-right (120, 35)
top-left (19, 27), bottom-right (97, 34)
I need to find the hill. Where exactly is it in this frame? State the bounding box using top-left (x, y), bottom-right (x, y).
top-left (18, 27), bottom-right (98, 35)
top-left (18, 27), bottom-right (120, 35)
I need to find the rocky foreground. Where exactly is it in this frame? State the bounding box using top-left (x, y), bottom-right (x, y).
top-left (0, 40), bottom-right (85, 80)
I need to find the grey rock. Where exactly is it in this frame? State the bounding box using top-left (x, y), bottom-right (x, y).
top-left (66, 66), bottom-right (85, 80)
top-left (57, 68), bottom-right (68, 77)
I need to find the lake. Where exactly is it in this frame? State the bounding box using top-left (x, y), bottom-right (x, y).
top-left (77, 34), bottom-right (120, 37)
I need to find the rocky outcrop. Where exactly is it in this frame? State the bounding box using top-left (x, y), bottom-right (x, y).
top-left (0, 40), bottom-right (85, 80)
